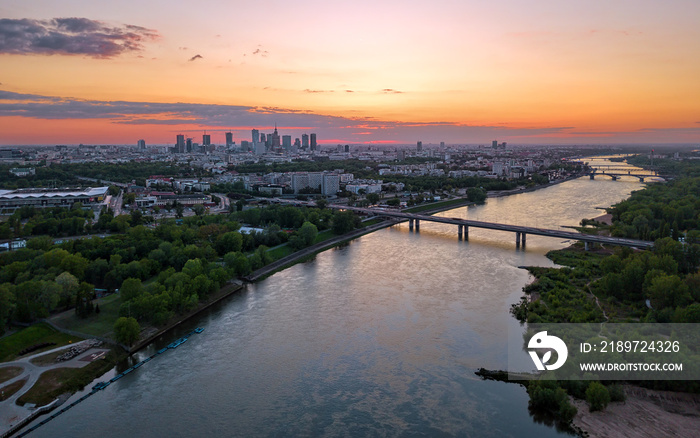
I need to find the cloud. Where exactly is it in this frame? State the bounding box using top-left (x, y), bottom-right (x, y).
top-left (188, 54), bottom-right (203, 62)
top-left (0, 89), bottom-right (590, 143)
top-left (252, 48), bottom-right (268, 57)
top-left (381, 89), bottom-right (403, 94)
top-left (345, 90), bottom-right (354, 93)
top-left (303, 89), bottom-right (334, 93)
top-left (0, 17), bottom-right (157, 58)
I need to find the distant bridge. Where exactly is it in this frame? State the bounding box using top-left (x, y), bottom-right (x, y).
top-left (587, 169), bottom-right (659, 182)
top-left (329, 204), bottom-right (654, 250)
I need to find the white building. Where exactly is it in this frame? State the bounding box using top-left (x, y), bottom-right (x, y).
top-left (0, 187), bottom-right (108, 213)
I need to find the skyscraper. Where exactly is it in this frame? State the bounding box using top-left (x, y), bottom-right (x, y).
top-left (137, 139), bottom-right (146, 151)
top-left (203, 134), bottom-right (211, 146)
top-left (176, 134), bottom-right (185, 153)
top-left (417, 141), bottom-right (423, 152)
top-left (252, 129), bottom-right (260, 145)
top-left (186, 138), bottom-right (193, 153)
top-left (225, 132), bottom-right (233, 147)
top-left (282, 135), bottom-right (292, 151)
top-left (310, 133), bottom-right (317, 151)
top-left (271, 125), bottom-right (280, 149)
top-left (302, 134), bottom-right (309, 150)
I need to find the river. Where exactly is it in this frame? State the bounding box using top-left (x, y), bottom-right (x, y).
top-left (29, 161), bottom-right (646, 437)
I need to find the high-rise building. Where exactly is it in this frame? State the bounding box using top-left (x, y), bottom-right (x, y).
top-left (282, 135), bottom-right (292, 151)
top-left (440, 142), bottom-right (445, 148)
top-left (186, 138), bottom-right (193, 153)
top-left (176, 134), bottom-right (185, 153)
top-left (291, 173), bottom-right (309, 193)
top-left (308, 172), bottom-right (323, 192)
top-left (417, 141), bottom-right (423, 152)
top-left (203, 134), bottom-right (211, 146)
top-left (271, 125), bottom-right (280, 149)
top-left (225, 132), bottom-right (233, 147)
top-left (137, 139), bottom-right (146, 151)
top-left (322, 173), bottom-right (340, 196)
top-left (252, 129), bottom-right (260, 145)
top-left (310, 133), bottom-right (317, 151)
top-left (344, 144), bottom-right (350, 153)
top-left (255, 140), bottom-right (266, 155)
top-left (302, 134), bottom-right (309, 150)
top-left (492, 140), bottom-right (498, 149)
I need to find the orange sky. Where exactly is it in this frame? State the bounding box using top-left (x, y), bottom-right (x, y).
top-left (1, 1), bottom-right (699, 145)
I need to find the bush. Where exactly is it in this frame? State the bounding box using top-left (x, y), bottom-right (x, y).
top-left (586, 381), bottom-right (611, 412)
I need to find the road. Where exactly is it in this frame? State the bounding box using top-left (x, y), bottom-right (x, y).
top-left (0, 342), bottom-right (109, 433)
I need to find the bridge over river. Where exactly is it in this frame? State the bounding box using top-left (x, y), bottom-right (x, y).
top-left (329, 204), bottom-right (654, 250)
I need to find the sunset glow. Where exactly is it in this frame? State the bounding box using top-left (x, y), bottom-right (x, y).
top-left (1, 0), bottom-right (699, 145)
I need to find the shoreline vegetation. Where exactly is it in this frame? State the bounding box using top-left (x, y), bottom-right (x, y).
top-left (479, 157), bottom-right (700, 437)
top-left (0, 159), bottom-right (672, 432)
top-left (0, 188), bottom-right (488, 429)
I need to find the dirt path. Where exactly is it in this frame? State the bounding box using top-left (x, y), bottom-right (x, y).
top-left (0, 341), bottom-right (108, 434)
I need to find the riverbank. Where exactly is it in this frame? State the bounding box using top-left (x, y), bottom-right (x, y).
top-left (572, 385), bottom-right (700, 438)
top-left (129, 280), bottom-right (245, 353)
top-left (487, 173), bottom-right (586, 198)
top-left (245, 197), bottom-right (479, 282)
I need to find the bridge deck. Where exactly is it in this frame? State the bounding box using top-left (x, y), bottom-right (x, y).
top-left (331, 204), bottom-right (654, 249)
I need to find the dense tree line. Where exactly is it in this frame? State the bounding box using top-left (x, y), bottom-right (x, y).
top-left (510, 159), bottom-right (700, 421)
top-left (0, 198), bottom-right (364, 334)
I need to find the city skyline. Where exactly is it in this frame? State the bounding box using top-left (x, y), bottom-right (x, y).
top-left (1, 1), bottom-right (699, 145)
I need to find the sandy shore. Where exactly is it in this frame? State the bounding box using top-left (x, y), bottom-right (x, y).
top-left (572, 385), bottom-right (700, 438)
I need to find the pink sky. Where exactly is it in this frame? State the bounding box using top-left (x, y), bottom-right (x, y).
top-left (1, 1), bottom-right (699, 145)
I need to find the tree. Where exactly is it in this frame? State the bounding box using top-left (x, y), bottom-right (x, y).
top-left (130, 210), bottom-right (143, 226)
top-left (332, 211), bottom-right (359, 234)
top-left (466, 187), bottom-right (487, 204)
top-left (586, 382), bottom-right (611, 412)
top-left (315, 198), bottom-right (328, 210)
top-left (114, 317), bottom-right (140, 346)
top-left (120, 278), bottom-right (144, 302)
top-left (216, 231), bottom-right (243, 255)
top-left (647, 274), bottom-right (691, 309)
top-left (55, 271), bottom-right (79, 308)
top-left (366, 193), bottom-right (380, 205)
top-left (297, 221), bottom-right (318, 247)
top-left (387, 198), bottom-right (400, 207)
top-left (192, 204), bottom-right (206, 216)
top-left (0, 284), bottom-right (15, 335)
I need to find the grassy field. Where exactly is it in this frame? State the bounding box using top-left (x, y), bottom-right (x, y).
top-left (0, 366), bottom-right (22, 383)
top-left (49, 293), bottom-right (122, 338)
top-left (17, 349), bottom-right (122, 406)
top-left (0, 377), bottom-right (27, 401)
top-left (0, 324), bottom-right (82, 363)
top-left (404, 198), bottom-right (470, 213)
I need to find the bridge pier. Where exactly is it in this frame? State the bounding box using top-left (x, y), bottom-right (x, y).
top-left (584, 241), bottom-right (589, 251)
top-left (458, 224), bottom-right (463, 240)
top-left (516, 232), bottom-right (521, 248)
top-left (415, 219), bottom-right (420, 231)
top-left (464, 225), bottom-right (468, 240)
top-left (521, 233), bottom-right (526, 247)
top-left (589, 174), bottom-right (595, 180)
top-left (409, 219), bottom-right (414, 231)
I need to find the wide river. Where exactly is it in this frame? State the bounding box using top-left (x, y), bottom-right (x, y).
top-left (31, 158), bottom-right (646, 437)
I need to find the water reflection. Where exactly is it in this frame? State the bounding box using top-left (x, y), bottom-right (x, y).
top-left (29, 172), bottom-right (643, 438)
